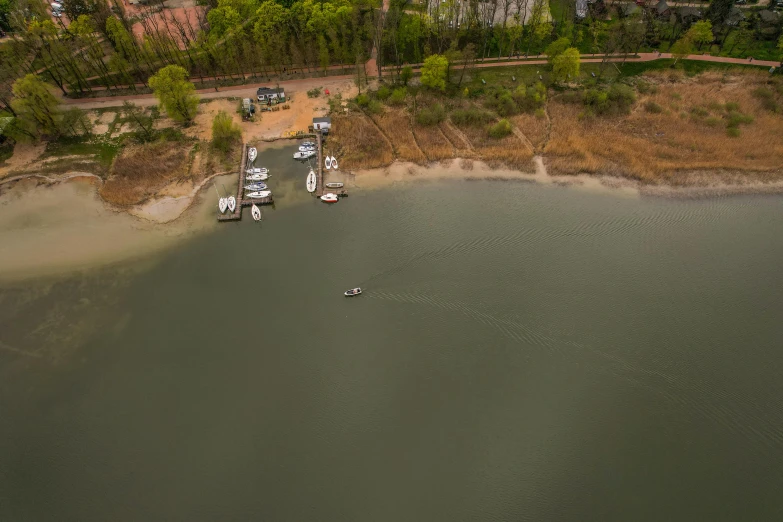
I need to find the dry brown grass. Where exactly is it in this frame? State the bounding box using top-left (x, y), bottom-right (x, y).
top-left (454, 120), bottom-right (534, 170)
top-left (412, 124), bottom-right (454, 161)
top-left (544, 71), bottom-right (783, 184)
top-left (511, 112), bottom-right (550, 151)
top-left (101, 141), bottom-right (192, 205)
top-left (369, 108), bottom-right (427, 163)
top-left (439, 122), bottom-right (474, 155)
top-left (329, 112), bottom-right (394, 169)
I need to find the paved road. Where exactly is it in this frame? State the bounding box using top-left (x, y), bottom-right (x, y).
top-left (62, 53), bottom-right (778, 109)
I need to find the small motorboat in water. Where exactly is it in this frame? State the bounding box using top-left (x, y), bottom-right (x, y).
top-left (251, 204), bottom-right (262, 221)
top-left (298, 145), bottom-right (315, 152)
top-left (245, 182), bottom-right (267, 191)
top-left (227, 196), bottom-right (236, 212)
top-left (218, 197), bottom-right (228, 213)
top-left (325, 155), bottom-right (332, 170)
top-left (325, 182), bottom-right (343, 189)
top-left (294, 151), bottom-right (315, 160)
top-left (320, 193), bottom-right (338, 203)
top-left (248, 147), bottom-right (257, 162)
top-left (246, 167), bottom-right (268, 175)
top-left (306, 170), bottom-right (316, 193)
top-left (301, 141), bottom-right (315, 147)
top-left (330, 156), bottom-right (338, 170)
top-left (344, 288), bottom-right (362, 296)
top-left (246, 173), bottom-right (269, 182)
top-left (246, 190), bottom-right (271, 199)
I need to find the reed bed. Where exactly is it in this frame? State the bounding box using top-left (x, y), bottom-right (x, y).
top-left (101, 141), bottom-right (190, 205)
top-left (412, 124), bottom-right (454, 161)
top-left (438, 122), bottom-right (474, 155)
top-left (510, 112), bottom-right (550, 151)
top-left (329, 113), bottom-right (394, 169)
top-left (370, 109), bottom-right (427, 163)
top-left (544, 71), bottom-right (783, 184)
top-left (455, 122), bottom-right (534, 170)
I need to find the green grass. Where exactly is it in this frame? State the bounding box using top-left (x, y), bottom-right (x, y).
top-left (43, 136), bottom-right (121, 169)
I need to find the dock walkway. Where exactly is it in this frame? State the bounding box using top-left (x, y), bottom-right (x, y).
top-left (218, 143), bottom-right (274, 222)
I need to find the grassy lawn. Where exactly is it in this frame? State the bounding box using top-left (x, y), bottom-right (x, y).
top-left (43, 136), bottom-right (121, 169)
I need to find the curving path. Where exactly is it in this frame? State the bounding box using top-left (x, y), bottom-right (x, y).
top-left (60, 52), bottom-right (778, 109)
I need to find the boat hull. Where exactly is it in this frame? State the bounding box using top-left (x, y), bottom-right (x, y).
top-left (246, 191), bottom-right (271, 199)
top-left (306, 170), bottom-right (317, 193)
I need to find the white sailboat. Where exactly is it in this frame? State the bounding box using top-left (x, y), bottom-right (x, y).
top-left (248, 147), bottom-right (257, 162)
top-left (246, 190), bottom-right (271, 199)
top-left (251, 204), bottom-right (262, 221)
top-left (294, 151), bottom-right (315, 160)
top-left (215, 184), bottom-right (227, 213)
top-left (331, 156), bottom-right (338, 170)
top-left (227, 196), bottom-right (236, 212)
top-left (306, 169), bottom-right (317, 193)
top-left (245, 182), bottom-right (268, 191)
top-left (246, 173), bottom-right (269, 181)
top-left (325, 155), bottom-right (332, 170)
top-left (246, 167), bottom-right (268, 175)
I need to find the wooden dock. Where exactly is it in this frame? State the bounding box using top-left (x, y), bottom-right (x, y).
top-left (315, 131), bottom-right (347, 198)
top-left (218, 143), bottom-right (274, 222)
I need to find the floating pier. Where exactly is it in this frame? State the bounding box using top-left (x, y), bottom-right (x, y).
top-left (218, 143), bottom-right (274, 222)
top-left (315, 131), bottom-right (347, 198)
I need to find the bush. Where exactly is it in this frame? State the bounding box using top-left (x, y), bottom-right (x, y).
top-left (724, 101), bottom-right (740, 111)
top-left (726, 126), bottom-right (741, 137)
top-left (485, 89), bottom-right (518, 117)
top-left (376, 85), bottom-right (391, 101)
top-left (636, 81), bottom-right (659, 95)
top-left (644, 101), bottom-right (663, 113)
top-left (356, 94), bottom-right (370, 107)
top-left (514, 82), bottom-right (547, 113)
top-left (389, 87), bottom-right (407, 105)
top-left (535, 108), bottom-right (546, 119)
top-left (726, 112), bottom-right (754, 127)
top-left (211, 110), bottom-right (241, 153)
top-left (451, 108), bottom-right (495, 126)
top-left (307, 87), bottom-right (322, 98)
top-left (583, 84), bottom-right (636, 116)
top-left (488, 119), bottom-right (513, 139)
top-left (367, 100), bottom-right (384, 115)
top-left (415, 103), bottom-right (446, 126)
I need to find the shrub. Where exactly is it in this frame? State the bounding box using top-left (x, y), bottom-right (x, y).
top-left (376, 85), bottom-right (391, 101)
top-left (451, 108), bottom-right (495, 126)
top-left (211, 110), bottom-right (241, 153)
top-left (367, 100), bottom-right (384, 115)
top-left (356, 94), bottom-right (370, 107)
top-left (636, 80), bottom-right (659, 94)
top-left (415, 103), bottom-right (446, 126)
top-left (644, 101), bottom-right (663, 113)
top-left (389, 87), bottom-right (407, 105)
top-left (485, 89), bottom-right (518, 117)
top-left (726, 112), bottom-right (754, 128)
top-left (726, 126), bottom-right (741, 137)
top-left (724, 101), bottom-right (740, 111)
top-left (488, 119), bottom-right (513, 138)
top-left (514, 82), bottom-right (547, 113)
top-left (307, 87), bottom-right (322, 98)
top-left (535, 108), bottom-right (546, 119)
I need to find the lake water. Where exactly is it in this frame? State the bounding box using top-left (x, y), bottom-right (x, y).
top-left (1, 178), bottom-right (783, 521)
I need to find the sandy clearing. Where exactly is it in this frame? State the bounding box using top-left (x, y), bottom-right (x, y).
top-left (0, 143), bottom-right (47, 178)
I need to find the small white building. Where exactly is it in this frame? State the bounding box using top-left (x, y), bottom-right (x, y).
top-left (256, 86), bottom-right (286, 103)
top-left (313, 116), bottom-right (331, 133)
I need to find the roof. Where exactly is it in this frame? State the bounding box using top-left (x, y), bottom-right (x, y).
top-left (256, 86), bottom-right (284, 94)
top-left (677, 6), bottom-right (703, 18)
top-left (725, 7), bottom-right (745, 24)
top-left (575, 0), bottom-right (587, 18)
top-left (656, 0), bottom-right (669, 14)
top-left (313, 116), bottom-right (331, 123)
top-left (758, 9), bottom-right (779, 23)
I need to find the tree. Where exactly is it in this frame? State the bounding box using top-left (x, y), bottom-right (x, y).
top-left (122, 101), bottom-right (158, 142)
top-left (148, 65), bottom-right (199, 124)
top-left (670, 36), bottom-right (693, 66)
top-left (552, 47), bottom-right (580, 82)
top-left (211, 110), bottom-right (241, 153)
top-left (400, 65), bottom-right (413, 86)
top-left (9, 74), bottom-right (61, 141)
top-left (545, 37), bottom-right (571, 63)
top-left (707, 0), bottom-right (735, 27)
top-left (588, 21), bottom-right (607, 56)
top-left (420, 54), bottom-right (448, 91)
top-left (687, 20), bottom-right (714, 50)
top-left (0, 0), bottom-right (12, 31)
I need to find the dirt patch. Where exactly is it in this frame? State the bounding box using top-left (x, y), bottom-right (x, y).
top-left (100, 140), bottom-right (192, 205)
top-left (0, 142), bottom-right (47, 178)
top-left (92, 111), bottom-right (116, 135)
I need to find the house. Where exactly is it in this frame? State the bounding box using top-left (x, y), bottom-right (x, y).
top-left (655, 0), bottom-right (671, 18)
top-left (313, 116), bottom-right (331, 133)
top-left (576, 0), bottom-right (588, 19)
top-left (677, 6), bottom-right (704, 24)
top-left (256, 86), bottom-right (285, 104)
top-left (724, 7), bottom-right (746, 27)
top-left (757, 10), bottom-right (781, 36)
